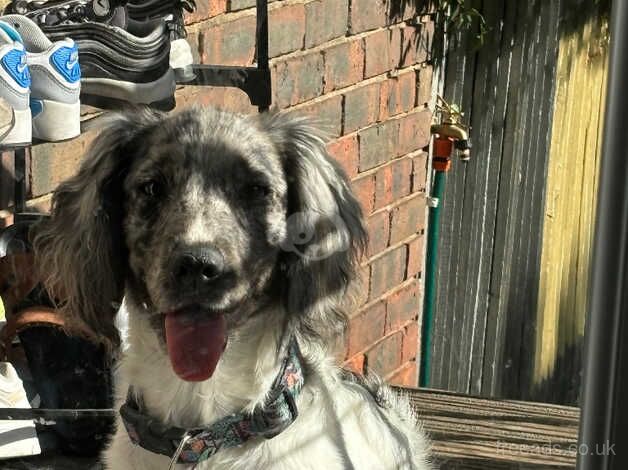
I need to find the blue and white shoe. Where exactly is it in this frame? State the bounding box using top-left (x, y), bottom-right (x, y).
top-left (0, 21), bottom-right (31, 147)
top-left (1, 15), bottom-right (80, 142)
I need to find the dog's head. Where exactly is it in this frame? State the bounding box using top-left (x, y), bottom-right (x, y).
top-left (34, 107), bottom-right (366, 380)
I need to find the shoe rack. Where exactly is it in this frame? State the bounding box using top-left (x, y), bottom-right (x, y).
top-left (6, 0), bottom-right (271, 225)
top-left (0, 0), bottom-right (271, 428)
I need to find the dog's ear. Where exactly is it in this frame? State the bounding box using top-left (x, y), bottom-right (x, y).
top-left (262, 112), bottom-right (367, 339)
top-left (33, 108), bottom-right (163, 347)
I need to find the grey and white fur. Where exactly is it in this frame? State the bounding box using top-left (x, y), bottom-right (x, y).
top-left (33, 106), bottom-right (432, 469)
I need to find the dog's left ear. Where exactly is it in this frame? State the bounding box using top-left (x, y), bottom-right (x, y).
top-left (33, 108), bottom-right (163, 347)
top-left (261, 112), bottom-right (367, 336)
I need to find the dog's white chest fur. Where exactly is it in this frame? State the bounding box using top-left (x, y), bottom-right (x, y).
top-left (104, 308), bottom-right (431, 470)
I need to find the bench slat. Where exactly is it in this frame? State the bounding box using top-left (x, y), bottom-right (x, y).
top-left (396, 387), bottom-right (580, 468)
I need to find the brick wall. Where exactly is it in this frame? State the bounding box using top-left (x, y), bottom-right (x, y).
top-left (10, 0), bottom-right (434, 387)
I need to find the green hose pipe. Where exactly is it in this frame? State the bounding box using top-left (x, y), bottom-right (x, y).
top-left (420, 169), bottom-right (446, 387)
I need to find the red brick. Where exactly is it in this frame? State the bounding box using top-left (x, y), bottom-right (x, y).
top-left (228, 0), bottom-right (281, 10)
top-left (350, 0), bottom-right (388, 34)
top-left (385, 71), bottom-right (417, 116)
top-left (355, 265), bottom-right (371, 307)
top-left (176, 86), bottom-right (256, 114)
top-left (348, 301), bottom-right (386, 356)
top-left (323, 39), bottom-right (364, 92)
top-left (358, 120), bottom-right (399, 171)
top-left (364, 29), bottom-right (392, 78)
top-left (343, 81), bottom-right (381, 133)
top-left (0, 151), bottom-right (14, 210)
top-left (397, 110), bottom-right (432, 156)
top-left (417, 66), bottom-right (433, 107)
top-left (378, 79), bottom-right (391, 122)
top-left (370, 245), bottom-right (407, 298)
top-left (386, 280), bottom-right (420, 332)
top-left (412, 151), bottom-right (428, 192)
top-left (293, 95), bottom-right (343, 137)
top-left (406, 235), bottom-right (425, 277)
top-left (366, 332), bottom-right (403, 376)
top-left (366, 211), bottom-right (390, 257)
top-left (201, 15), bottom-right (257, 66)
top-left (229, 0), bottom-right (257, 11)
top-left (402, 323), bottom-right (419, 363)
top-left (269, 3), bottom-right (306, 58)
top-left (388, 0), bottom-right (425, 22)
top-left (327, 134), bottom-right (359, 178)
top-left (392, 157), bottom-right (414, 199)
top-left (208, 0), bottom-right (228, 17)
top-left (374, 158), bottom-right (413, 209)
top-left (185, 0), bottom-right (226, 23)
top-left (351, 175), bottom-right (375, 214)
top-left (272, 52), bottom-right (325, 107)
top-left (375, 164), bottom-right (394, 209)
top-left (400, 23), bottom-right (432, 67)
top-left (390, 194), bottom-right (426, 244)
top-left (305, 0), bottom-right (349, 48)
top-left (421, 20), bottom-right (435, 64)
top-left (389, 26), bottom-right (402, 70)
top-left (344, 353), bottom-right (366, 374)
top-left (387, 362), bottom-right (418, 386)
top-left (186, 31), bottom-right (201, 64)
top-left (400, 25), bottom-right (417, 67)
top-left (30, 131), bottom-right (96, 197)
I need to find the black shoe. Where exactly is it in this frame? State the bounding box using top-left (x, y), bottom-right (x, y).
top-left (127, 0), bottom-right (196, 82)
top-left (3, 0), bottom-right (176, 107)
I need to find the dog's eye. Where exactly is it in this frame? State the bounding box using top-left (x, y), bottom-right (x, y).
top-left (139, 180), bottom-right (163, 198)
top-left (247, 184), bottom-right (271, 198)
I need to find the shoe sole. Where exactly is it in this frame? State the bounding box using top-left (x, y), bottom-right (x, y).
top-left (81, 67), bottom-right (176, 105)
top-left (32, 100), bottom-right (81, 142)
top-left (2, 108), bottom-right (32, 148)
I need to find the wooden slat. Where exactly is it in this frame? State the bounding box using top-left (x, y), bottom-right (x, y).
top-left (398, 387), bottom-right (579, 468)
top-left (433, 19), bottom-right (478, 390)
top-left (431, 0), bottom-right (609, 405)
top-left (532, 0), bottom-right (609, 402)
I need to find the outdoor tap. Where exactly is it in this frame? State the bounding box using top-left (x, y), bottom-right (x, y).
top-left (430, 122), bottom-right (468, 141)
top-left (430, 122), bottom-right (471, 161)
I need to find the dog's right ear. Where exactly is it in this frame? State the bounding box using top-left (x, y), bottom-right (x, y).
top-left (33, 108), bottom-right (163, 348)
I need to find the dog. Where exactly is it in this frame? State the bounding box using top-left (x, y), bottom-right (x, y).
top-left (33, 106), bottom-right (431, 469)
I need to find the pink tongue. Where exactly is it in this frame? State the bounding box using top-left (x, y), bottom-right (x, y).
top-left (164, 310), bottom-right (227, 382)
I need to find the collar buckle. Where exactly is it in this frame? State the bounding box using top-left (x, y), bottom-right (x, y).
top-left (168, 432), bottom-right (192, 470)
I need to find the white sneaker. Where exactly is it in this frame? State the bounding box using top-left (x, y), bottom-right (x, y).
top-left (0, 362), bottom-right (41, 458)
top-left (1, 15), bottom-right (80, 142)
top-left (0, 21), bottom-right (31, 147)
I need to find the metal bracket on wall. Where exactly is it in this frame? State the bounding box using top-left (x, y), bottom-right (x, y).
top-left (179, 0), bottom-right (271, 112)
top-left (182, 65), bottom-right (272, 110)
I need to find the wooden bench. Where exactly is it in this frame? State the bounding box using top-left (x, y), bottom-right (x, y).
top-left (400, 388), bottom-right (580, 469)
top-left (3, 388), bottom-right (580, 469)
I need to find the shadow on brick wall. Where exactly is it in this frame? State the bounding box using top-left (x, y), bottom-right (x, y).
top-left (388, 0), bottom-right (441, 68)
top-left (388, 0), bottom-right (432, 22)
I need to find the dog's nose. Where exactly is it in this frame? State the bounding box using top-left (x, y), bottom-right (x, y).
top-left (173, 248), bottom-right (225, 287)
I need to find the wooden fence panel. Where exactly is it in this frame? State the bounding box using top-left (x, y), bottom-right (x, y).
top-left (429, 0), bottom-right (608, 404)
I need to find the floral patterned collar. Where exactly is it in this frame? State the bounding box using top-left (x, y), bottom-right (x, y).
top-left (120, 338), bottom-right (304, 466)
